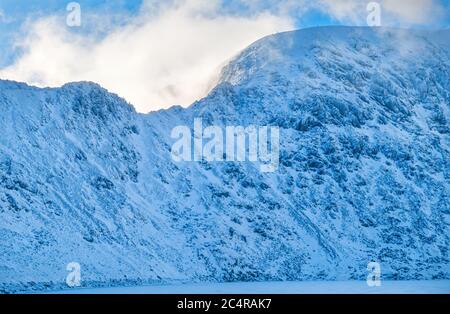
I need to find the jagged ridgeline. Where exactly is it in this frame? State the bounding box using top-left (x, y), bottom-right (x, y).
top-left (0, 26), bottom-right (449, 292)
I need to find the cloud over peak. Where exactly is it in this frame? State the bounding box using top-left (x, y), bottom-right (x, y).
top-left (0, 0), bottom-right (447, 112)
top-left (0, 0), bottom-right (293, 112)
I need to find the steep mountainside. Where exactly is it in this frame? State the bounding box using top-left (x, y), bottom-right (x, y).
top-left (0, 27), bottom-right (449, 292)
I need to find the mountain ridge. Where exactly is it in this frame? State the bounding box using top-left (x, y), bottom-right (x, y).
top-left (0, 26), bottom-right (448, 293)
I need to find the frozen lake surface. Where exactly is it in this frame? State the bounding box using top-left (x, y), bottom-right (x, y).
top-left (47, 280), bottom-right (450, 294)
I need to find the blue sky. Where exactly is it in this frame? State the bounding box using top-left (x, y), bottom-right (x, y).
top-left (0, 0), bottom-right (449, 111)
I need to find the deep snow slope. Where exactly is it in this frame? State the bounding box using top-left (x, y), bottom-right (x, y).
top-left (0, 27), bottom-right (449, 292)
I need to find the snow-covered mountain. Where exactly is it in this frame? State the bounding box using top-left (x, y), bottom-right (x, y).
top-left (0, 26), bottom-right (449, 293)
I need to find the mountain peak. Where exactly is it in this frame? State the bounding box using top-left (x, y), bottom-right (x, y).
top-left (61, 81), bottom-right (104, 91)
top-left (219, 26), bottom-right (449, 88)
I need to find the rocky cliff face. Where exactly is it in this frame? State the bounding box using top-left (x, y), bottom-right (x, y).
top-left (0, 26), bottom-right (449, 292)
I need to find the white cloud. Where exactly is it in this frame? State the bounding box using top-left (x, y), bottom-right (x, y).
top-left (316, 0), bottom-right (445, 26)
top-left (383, 0), bottom-right (445, 25)
top-left (0, 0), bottom-right (293, 112)
top-left (318, 0), bottom-right (366, 24)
